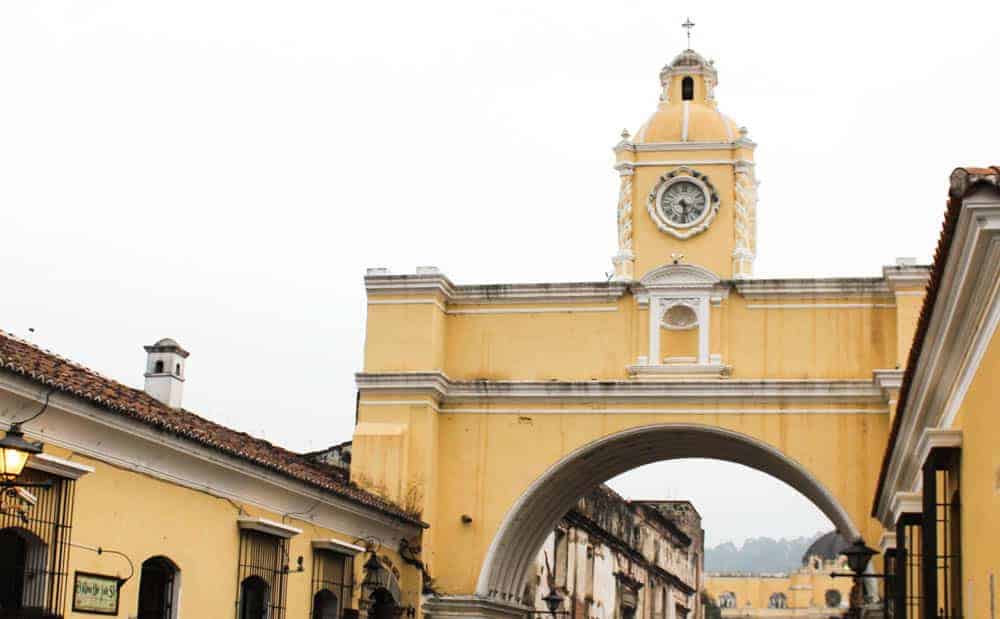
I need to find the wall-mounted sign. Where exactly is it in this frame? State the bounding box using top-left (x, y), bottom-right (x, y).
top-left (72, 571), bottom-right (120, 615)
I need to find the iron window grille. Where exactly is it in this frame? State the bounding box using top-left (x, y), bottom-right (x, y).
top-left (896, 512), bottom-right (924, 619)
top-left (922, 447), bottom-right (961, 619)
top-left (311, 549), bottom-right (354, 618)
top-left (0, 468), bottom-right (75, 618)
top-left (236, 529), bottom-right (289, 619)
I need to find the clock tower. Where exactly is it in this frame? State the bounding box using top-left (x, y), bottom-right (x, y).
top-left (612, 48), bottom-right (758, 281)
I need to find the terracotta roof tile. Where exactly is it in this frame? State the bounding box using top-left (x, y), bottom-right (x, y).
top-left (0, 330), bottom-right (425, 527)
top-left (871, 166), bottom-right (1000, 516)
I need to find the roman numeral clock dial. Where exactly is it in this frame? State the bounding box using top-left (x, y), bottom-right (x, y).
top-left (645, 168), bottom-right (721, 240)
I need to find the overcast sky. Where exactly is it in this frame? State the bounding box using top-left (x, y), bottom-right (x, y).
top-left (2, 1), bottom-right (997, 546)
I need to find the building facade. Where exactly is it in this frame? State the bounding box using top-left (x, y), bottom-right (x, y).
top-left (0, 334), bottom-right (425, 619)
top-left (705, 533), bottom-right (853, 618)
top-left (530, 487), bottom-right (703, 619)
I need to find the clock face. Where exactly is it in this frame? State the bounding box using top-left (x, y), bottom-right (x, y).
top-left (659, 181), bottom-right (707, 226)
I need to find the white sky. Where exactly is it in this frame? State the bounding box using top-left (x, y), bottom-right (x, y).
top-left (2, 1), bottom-right (997, 545)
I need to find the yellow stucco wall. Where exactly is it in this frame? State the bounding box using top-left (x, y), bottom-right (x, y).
top-left (705, 571), bottom-right (851, 611)
top-left (947, 326), bottom-right (1000, 616)
top-left (29, 441), bottom-right (422, 619)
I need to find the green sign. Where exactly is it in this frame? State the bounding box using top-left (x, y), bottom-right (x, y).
top-left (73, 572), bottom-right (120, 615)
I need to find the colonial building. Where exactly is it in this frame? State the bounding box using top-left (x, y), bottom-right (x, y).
top-left (705, 532), bottom-right (853, 617)
top-left (530, 487), bottom-right (703, 619)
top-left (0, 334), bottom-right (425, 618)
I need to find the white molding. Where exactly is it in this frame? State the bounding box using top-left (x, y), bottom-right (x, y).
top-left (447, 306), bottom-right (618, 315)
top-left (26, 453), bottom-right (94, 480)
top-left (437, 407), bottom-right (885, 416)
top-left (878, 531), bottom-right (897, 553)
top-left (627, 363), bottom-right (730, 378)
top-left (423, 596), bottom-right (527, 619)
top-left (311, 539), bottom-right (367, 556)
top-left (912, 429), bottom-right (963, 489)
top-left (615, 141), bottom-right (745, 153)
top-left (876, 187), bottom-right (1000, 523)
top-left (745, 303), bottom-right (896, 310)
top-left (889, 491), bottom-right (922, 526)
top-left (366, 273), bottom-right (628, 306)
top-left (0, 373), bottom-right (423, 543)
top-left (882, 264), bottom-right (932, 292)
top-left (356, 371), bottom-right (888, 404)
top-left (614, 159), bottom-right (747, 170)
top-left (238, 516), bottom-right (302, 539)
top-left (735, 278), bottom-right (892, 300)
top-left (872, 369), bottom-right (904, 402)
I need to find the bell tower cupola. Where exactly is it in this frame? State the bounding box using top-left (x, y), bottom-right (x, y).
top-left (612, 47), bottom-right (759, 281)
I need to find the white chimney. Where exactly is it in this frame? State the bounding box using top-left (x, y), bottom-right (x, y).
top-left (143, 338), bottom-right (189, 408)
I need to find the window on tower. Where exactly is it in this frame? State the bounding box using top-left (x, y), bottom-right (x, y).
top-left (682, 76), bottom-right (694, 101)
top-left (154, 360), bottom-right (164, 373)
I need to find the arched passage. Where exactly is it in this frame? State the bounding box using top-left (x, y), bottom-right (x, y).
top-left (475, 424), bottom-right (862, 601)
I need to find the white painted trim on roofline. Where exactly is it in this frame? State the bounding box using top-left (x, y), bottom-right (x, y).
top-left (238, 516), bottom-right (302, 539)
top-left (0, 373), bottom-right (423, 543)
top-left (876, 188), bottom-right (1000, 524)
top-left (890, 491), bottom-right (922, 526)
top-left (26, 453), bottom-right (94, 480)
top-left (355, 371), bottom-right (888, 404)
top-left (614, 141), bottom-right (748, 153)
top-left (367, 300), bottom-right (620, 315)
top-left (745, 303), bottom-right (896, 310)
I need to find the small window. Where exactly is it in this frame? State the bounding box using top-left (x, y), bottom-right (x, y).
top-left (718, 592), bottom-right (736, 609)
top-left (175, 363), bottom-right (182, 377)
top-left (768, 592), bottom-right (787, 609)
top-left (681, 76), bottom-right (694, 101)
top-left (825, 589), bottom-right (842, 608)
top-left (154, 360), bottom-right (165, 373)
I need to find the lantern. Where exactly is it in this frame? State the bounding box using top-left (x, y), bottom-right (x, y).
top-left (0, 425), bottom-right (42, 483)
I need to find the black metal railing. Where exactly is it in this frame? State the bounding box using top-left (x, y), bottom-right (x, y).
top-left (235, 530), bottom-right (289, 619)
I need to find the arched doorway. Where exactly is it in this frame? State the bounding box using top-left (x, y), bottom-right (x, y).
top-left (475, 424), bottom-right (862, 601)
top-left (312, 589), bottom-right (338, 619)
top-left (136, 556), bottom-right (179, 619)
top-left (239, 576), bottom-right (270, 619)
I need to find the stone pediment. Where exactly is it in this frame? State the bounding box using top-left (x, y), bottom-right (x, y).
top-left (638, 263), bottom-right (721, 290)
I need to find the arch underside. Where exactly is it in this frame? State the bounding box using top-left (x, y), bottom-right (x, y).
top-left (476, 423), bottom-right (861, 601)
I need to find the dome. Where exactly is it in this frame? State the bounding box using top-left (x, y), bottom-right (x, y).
top-left (154, 338), bottom-right (180, 347)
top-left (631, 48), bottom-right (742, 145)
top-left (801, 531), bottom-right (850, 565)
top-left (634, 103), bottom-right (739, 144)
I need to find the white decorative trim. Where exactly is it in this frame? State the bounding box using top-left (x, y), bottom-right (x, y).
top-left (311, 539), bottom-right (366, 556)
top-left (889, 491), bottom-right (922, 526)
top-left (615, 141), bottom-right (748, 153)
top-left (368, 299), bottom-right (448, 312)
top-left (26, 453), bottom-right (94, 480)
top-left (614, 159), bottom-right (749, 170)
top-left (872, 369), bottom-right (904, 402)
top-left (627, 363), bottom-right (731, 378)
top-left (876, 187), bottom-right (1000, 523)
top-left (681, 101), bottom-right (690, 142)
top-left (356, 371), bottom-right (888, 403)
top-left (437, 407), bottom-right (885, 416)
top-left (913, 429), bottom-right (963, 487)
top-left (745, 303), bottom-right (896, 310)
top-left (423, 595), bottom-right (527, 619)
top-left (366, 273), bottom-right (628, 306)
top-left (878, 531), bottom-right (897, 553)
top-left (238, 516), bottom-right (302, 539)
top-left (882, 264), bottom-right (932, 292)
top-left (447, 306), bottom-right (618, 315)
top-left (736, 278), bottom-right (892, 299)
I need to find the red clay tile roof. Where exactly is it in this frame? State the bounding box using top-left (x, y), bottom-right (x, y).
top-left (0, 329), bottom-right (425, 527)
top-left (871, 166), bottom-right (1000, 516)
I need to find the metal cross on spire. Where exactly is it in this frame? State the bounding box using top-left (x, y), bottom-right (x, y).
top-left (682, 17), bottom-right (695, 49)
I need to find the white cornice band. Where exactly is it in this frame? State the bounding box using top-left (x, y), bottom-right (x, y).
top-left (356, 371), bottom-right (887, 404)
top-left (238, 516), bottom-right (302, 539)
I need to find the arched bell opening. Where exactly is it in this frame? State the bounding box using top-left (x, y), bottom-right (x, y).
top-left (475, 424), bottom-right (864, 602)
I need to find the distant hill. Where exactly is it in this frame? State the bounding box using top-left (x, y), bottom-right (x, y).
top-left (705, 532), bottom-right (824, 574)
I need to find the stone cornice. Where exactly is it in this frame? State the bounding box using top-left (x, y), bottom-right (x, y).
top-left (355, 372), bottom-right (887, 404)
top-left (365, 272), bottom-right (628, 305)
top-left (882, 264), bottom-right (932, 292)
top-left (734, 277), bottom-right (892, 300)
top-left (614, 140), bottom-right (748, 153)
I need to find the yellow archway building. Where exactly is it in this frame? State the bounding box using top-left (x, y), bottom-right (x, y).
top-left (350, 48), bottom-right (925, 617)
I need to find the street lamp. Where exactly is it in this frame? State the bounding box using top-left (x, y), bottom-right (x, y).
top-left (843, 539), bottom-right (878, 576)
top-left (0, 424), bottom-right (43, 486)
top-left (541, 589), bottom-right (563, 617)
